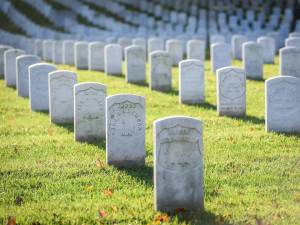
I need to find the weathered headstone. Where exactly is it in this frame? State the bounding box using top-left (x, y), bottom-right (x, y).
top-left (279, 47), bottom-right (300, 79)
top-left (187, 39), bottom-right (205, 61)
top-left (74, 42), bottom-right (89, 70)
top-left (125, 45), bottom-right (146, 84)
top-left (104, 44), bottom-right (122, 75)
top-left (231, 35), bottom-right (247, 60)
top-left (49, 70), bottom-right (77, 124)
top-left (4, 49), bottom-right (25, 87)
top-left (285, 37), bottom-right (300, 48)
top-left (217, 67), bottom-right (246, 116)
top-left (63, 40), bottom-right (75, 65)
top-left (53, 41), bottom-right (64, 64)
top-left (16, 55), bottom-right (41, 97)
top-left (154, 116), bottom-right (204, 213)
top-left (243, 42), bottom-right (263, 79)
top-left (179, 59), bottom-right (204, 104)
top-left (74, 82), bottom-right (106, 142)
top-left (88, 42), bottom-right (105, 71)
top-left (0, 45), bottom-right (12, 78)
top-left (211, 43), bottom-right (231, 73)
top-left (257, 36), bottom-right (275, 64)
top-left (265, 76), bottom-right (300, 133)
top-left (29, 63), bottom-right (57, 111)
top-left (150, 51), bottom-right (172, 91)
top-left (166, 39), bottom-right (183, 66)
top-left (106, 94), bottom-right (145, 167)
top-left (43, 40), bottom-right (54, 62)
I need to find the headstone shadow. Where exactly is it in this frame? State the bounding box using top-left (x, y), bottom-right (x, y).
top-left (227, 114), bottom-right (265, 125)
top-left (117, 164), bottom-right (153, 187)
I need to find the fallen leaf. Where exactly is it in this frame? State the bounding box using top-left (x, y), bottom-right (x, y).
top-left (96, 158), bottom-right (105, 168)
top-left (153, 213), bottom-right (170, 224)
top-left (98, 210), bottom-right (107, 218)
top-left (111, 206), bottom-right (118, 212)
top-left (85, 185), bottom-right (94, 192)
top-left (104, 189), bottom-right (113, 197)
top-left (7, 216), bottom-right (16, 225)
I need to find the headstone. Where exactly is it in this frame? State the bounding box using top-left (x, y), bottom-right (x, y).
top-left (74, 82), bottom-right (106, 142)
top-left (242, 42), bottom-right (263, 79)
top-left (43, 40), bottom-right (54, 62)
top-left (148, 38), bottom-right (164, 57)
top-left (16, 55), bottom-right (41, 97)
top-left (88, 42), bottom-right (105, 71)
top-left (34, 39), bottom-right (43, 58)
top-left (106, 94), bottom-right (146, 167)
top-left (104, 44), bottom-right (122, 76)
top-left (53, 41), bottom-right (64, 64)
top-left (211, 43), bottom-right (231, 73)
top-left (49, 70), bottom-right (77, 124)
top-left (166, 39), bottom-right (183, 66)
top-left (150, 51), bottom-right (172, 91)
top-left (285, 37), bottom-right (300, 48)
top-left (4, 49), bottom-right (25, 87)
top-left (0, 45), bottom-right (12, 78)
top-left (265, 76), bottom-right (300, 133)
top-left (125, 45), bottom-right (146, 84)
top-left (279, 47), bottom-right (300, 79)
top-left (210, 34), bottom-right (225, 45)
top-left (63, 40), bottom-right (75, 65)
top-left (216, 67), bottom-right (246, 116)
top-left (118, 37), bottom-right (132, 58)
top-left (154, 116), bottom-right (204, 213)
top-left (132, 38), bottom-right (147, 52)
top-left (231, 35), bottom-right (247, 60)
top-left (29, 63), bottom-right (57, 111)
top-left (187, 39), bottom-right (205, 61)
top-left (257, 37), bottom-right (275, 64)
top-left (179, 59), bottom-right (204, 104)
top-left (74, 42), bottom-right (89, 70)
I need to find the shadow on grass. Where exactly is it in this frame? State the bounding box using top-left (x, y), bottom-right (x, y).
top-left (192, 102), bottom-right (217, 111)
top-left (228, 114), bottom-right (265, 125)
top-left (118, 164), bottom-right (153, 187)
top-left (247, 77), bottom-right (265, 82)
top-left (161, 209), bottom-right (233, 225)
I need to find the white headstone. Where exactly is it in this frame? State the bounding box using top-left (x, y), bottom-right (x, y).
top-left (279, 47), bottom-right (300, 79)
top-left (266, 76), bottom-right (300, 133)
top-left (231, 35), bottom-right (247, 60)
top-left (4, 49), bottom-right (25, 87)
top-left (106, 94), bottom-right (146, 167)
top-left (211, 43), bottom-right (231, 73)
top-left (217, 67), bottom-right (246, 116)
top-left (154, 116), bottom-right (204, 213)
top-left (0, 45), bottom-right (12, 78)
top-left (104, 44), bottom-right (122, 76)
top-left (166, 39), bottom-right (183, 66)
top-left (132, 38), bottom-right (147, 52)
top-left (187, 39), bottom-right (205, 61)
top-left (179, 59), bottom-right (204, 104)
top-left (63, 40), bottom-right (75, 65)
top-left (74, 42), bottom-right (89, 70)
top-left (257, 37), bottom-right (275, 64)
top-left (53, 41), bottom-right (64, 64)
top-left (242, 42), bottom-right (263, 79)
top-left (148, 38), bottom-right (164, 57)
top-left (210, 34), bottom-right (225, 45)
top-left (43, 40), bottom-right (54, 62)
top-left (16, 55), bottom-right (41, 97)
top-left (285, 37), bottom-right (300, 48)
top-left (74, 82), bottom-right (106, 142)
top-left (150, 51), bottom-right (172, 91)
top-left (29, 63), bottom-right (57, 111)
top-left (88, 42), bottom-right (105, 71)
top-left (125, 45), bottom-right (146, 84)
top-left (49, 70), bottom-right (77, 124)
top-left (34, 39), bottom-right (43, 58)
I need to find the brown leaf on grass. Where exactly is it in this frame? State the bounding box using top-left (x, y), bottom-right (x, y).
top-left (98, 210), bottom-right (107, 218)
top-left (111, 206), bottom-right (118, 212)
top-left (96, 157), bottom-right (105, 168)
top-left (255, 217), bottom-right (271, 225)
top-left (47, 127), bottom-right (54, 136)
top-left (7, 216), bottom-right (16, 225)
top-left (153, 213), bottom-right (170, 224)
top-left (103, 189), bottom-right (113, 197)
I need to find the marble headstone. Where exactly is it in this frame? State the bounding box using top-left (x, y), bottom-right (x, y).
top-left (0, 45), bottom-right (12, 78)
top-left (125, 45), bottom-right (146, 84)
top-left (279, 47), bottom-right (300, 79)
top-left (104, 44), bottom-right (122, 76)
top-left (166, 39), bottom-right (183, 66)
top-left (43, 40), bottom-right (54, 62)
top-left (257, 37), bottom-right (275, 64)
top-left (243, 42), bottom-right (263, 79)
top-left (211, 43), bottom-right (231, 73)
top-left (88, 42), bottom-right (105, 71)
top-left (106, 94), bottom-right (146, 167)
top-left (63, 40), bottom-right (75, 65)
top-left (4, 49), bottom-right (25, 87)
top-left (231, 35), bottom-right (247, 60)
top-left (74, 42), bottom-right (89, 70)
top-left (53, 41), bottom-right (64, 64)
top-left (187, 39), bottom-right (205, 61)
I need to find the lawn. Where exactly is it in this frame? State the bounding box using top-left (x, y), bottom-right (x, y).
top-left (0, 58), bottom-right (299, 225)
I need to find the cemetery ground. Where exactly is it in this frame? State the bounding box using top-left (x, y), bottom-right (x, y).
top-left (0, 58), bottom-right (299, 225)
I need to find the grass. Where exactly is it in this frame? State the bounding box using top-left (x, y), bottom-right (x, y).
top-left (0, 57), bottom-right (299, 225)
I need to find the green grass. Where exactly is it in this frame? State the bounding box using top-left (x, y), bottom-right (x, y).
top-left (0, 58), bottom-right (299, 225)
